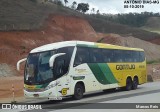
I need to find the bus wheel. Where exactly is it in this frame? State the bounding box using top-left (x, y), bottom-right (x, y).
top-left (132, 77), bottom-right (138, 90)
top-left (126, 78), bottom-right (132, 91)
top-left (73, 83), bottom-right (84, 100)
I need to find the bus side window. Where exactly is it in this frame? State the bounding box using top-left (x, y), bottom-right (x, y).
top-left (102, 49), bottom-right (113, 63)
top-left (57, 47), bottom-right (74, 74)
top-left (132, 51), bottom-right (140, 62)
top-left (124, 50), bottom-right (133, 62)
top-left (113, 50), bottom-right (123, 62)
top-left (74, 47), bottom-right (90, 66)
top-left (89, 48), bottom-right (103, 63)
top-left (53, 56), bottom-right (66, 79)
top-left (139, 51), bottom-right (145, 62)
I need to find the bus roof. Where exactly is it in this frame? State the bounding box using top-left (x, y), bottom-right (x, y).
top-left (30, 41), bottom-right (144, 53)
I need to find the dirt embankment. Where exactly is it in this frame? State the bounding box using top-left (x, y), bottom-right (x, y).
top-left (0, 15), bottom-right (99, 71)
top-left (97, 33), bottom-right (160, 61)
top-left (1, 15), bottom-right (160, 76)
top-left (0, 76), bottom-right (24, 103)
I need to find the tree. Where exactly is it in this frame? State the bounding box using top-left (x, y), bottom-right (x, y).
top-left (53, 0), bottom-right (63, 6)
top-left (91, 8), bottom-right (95, 14)
top-left (96, 10), bottom-right (100, 14)
top-left (30, 0), bottom-right (37, 3)
top-left (64, 0), bottom-right (68, 6)
top-left (76, 3), bottom-right (89, 13)
top-left (71, 1), bottom-right (77, 9)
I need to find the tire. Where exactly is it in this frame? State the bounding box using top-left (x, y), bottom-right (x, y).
top-left (132, 77), bottom-right (138, 90)
top-left (73, 83), bottom-right (84, 100)
top-left (126, 78), bottom-right (132, 91)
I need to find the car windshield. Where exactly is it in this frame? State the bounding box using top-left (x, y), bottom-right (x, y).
top-left (24, 50), bottom-right (56, 84)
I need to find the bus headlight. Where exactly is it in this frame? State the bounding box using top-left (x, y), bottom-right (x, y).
top-left (45, 84), bottom-right (56, 90)
top-left (45, 82), bottom-right (59, 90)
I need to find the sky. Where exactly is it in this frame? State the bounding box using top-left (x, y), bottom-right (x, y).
top-left (64, 0), bottom-right (160, 14)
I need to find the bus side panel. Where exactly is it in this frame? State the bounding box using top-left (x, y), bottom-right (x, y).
top-left (69, 62), bottom-right (147, 95)
top-left (107, 62), bottom-right (147, 87)
top-left (87, 63), bottom-right (119, 90)
top-left (69, 63), bottom-right (101, 95)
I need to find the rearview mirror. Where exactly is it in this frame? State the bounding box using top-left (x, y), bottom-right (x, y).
top-left (49, 53), bottom-right (66, 68)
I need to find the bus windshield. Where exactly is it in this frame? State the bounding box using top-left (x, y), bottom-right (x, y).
top-left (24, 47), bottom-right (74, 85)
top-left (24, 50), bottom-right (56, 85)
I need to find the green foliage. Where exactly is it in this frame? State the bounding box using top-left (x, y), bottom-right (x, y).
top-left (64, 0), bottom-right (68, 6)
top-left (53, 0), bottom-right (64, 6)
top-left (71, 1), bottom-right (77, 9)
top-left (97, 10), bottom-right (100, 14)
top-left (90, 12), bottom-right (160, 27)
top-left (30, 0), bottom-right (37, 3)
top-left (97, 38), bottom-right (104, 43)
top-left (76, 3), bottom-right (89, 13)
top-left (147, 59), bottom-right (160, 64)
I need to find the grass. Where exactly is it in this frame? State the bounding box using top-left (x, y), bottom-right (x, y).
top-left (147, 59), bottom-right (160, 64)
top-left (142, 28), bottom-right (160, 34)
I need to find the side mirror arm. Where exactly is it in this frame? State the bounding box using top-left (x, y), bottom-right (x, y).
top-left (17, 58), bottom-right (27, 71)
top-left (49, 53), bottom-right (66, 68)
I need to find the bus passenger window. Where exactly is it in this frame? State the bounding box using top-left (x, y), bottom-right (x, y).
top-left (113, 50), bottom-right (122, 62)
top-left (139, 51), bottom-right (145, 62)
top-left (132, 51), bottom-right (140, 62)
top-left (53, 56), bottom-right (66, 79)
top-left (102, 49), bottom-right (113, 63)
top-left (74, 47), bottom-right (89, 66)
top-left (124, 50), bottom-right (133, 62)
top-left (57, 47), bottom-right (74, 73)
top-left (90, 48), bottom-right (103, 63)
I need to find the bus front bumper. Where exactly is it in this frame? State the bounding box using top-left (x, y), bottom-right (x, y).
top-left (24, 89), bottom-right (58, 100)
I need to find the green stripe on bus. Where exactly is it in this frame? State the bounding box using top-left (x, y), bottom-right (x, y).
top-left (36, 83), bottom-right (49, 88)
top-left (88, 63), bottom-right (110, 84)
top-left (88, 63), bottom-right (118, 84)
top-left (98, 63), bottom-right (118, 84)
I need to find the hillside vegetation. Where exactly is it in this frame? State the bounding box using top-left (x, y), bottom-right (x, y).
top-left (142, 17), bottom-right (160, 34)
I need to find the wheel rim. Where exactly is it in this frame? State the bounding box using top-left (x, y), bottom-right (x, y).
top-left (127, 79), bottom-right (132, 90)
top-left (133, 79), bottom-right (138, 89)
top-left (76, 88), bottom-right (82, 96)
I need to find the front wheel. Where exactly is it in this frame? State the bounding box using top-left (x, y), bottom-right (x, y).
top-left (73, 83), bottom-right (84, 100)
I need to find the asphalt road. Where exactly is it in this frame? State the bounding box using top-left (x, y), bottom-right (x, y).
top-left (1, 81), bottom-right (160, 112)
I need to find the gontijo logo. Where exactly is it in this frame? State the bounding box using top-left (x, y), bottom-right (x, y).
top-left (116, 64), bottom-right (135, 70)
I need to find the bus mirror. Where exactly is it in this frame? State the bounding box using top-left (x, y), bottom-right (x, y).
top-left (49, 53), bottom-right (66, 68)
top-left (17, 58), bottom-right (27, 71)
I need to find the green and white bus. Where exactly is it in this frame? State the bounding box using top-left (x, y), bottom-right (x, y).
top-left (17, 41), bottom-right (147, 100)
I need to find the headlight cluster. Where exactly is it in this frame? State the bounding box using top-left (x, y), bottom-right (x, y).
top-left (45, 82), bottom-right (59, 90)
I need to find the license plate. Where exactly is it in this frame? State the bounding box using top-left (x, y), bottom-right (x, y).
top-left (33, 94), bottom-right (39, 97)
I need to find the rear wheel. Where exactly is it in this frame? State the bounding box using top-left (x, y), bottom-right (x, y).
top-left (73, 83), bottom-right (84, 100)
top-left (126, 78), bottom-right (132, 91)
top-left (132, 77), bottom-right (138, 90)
